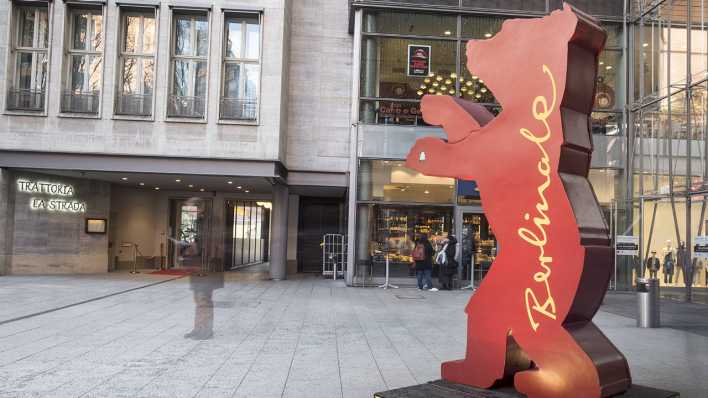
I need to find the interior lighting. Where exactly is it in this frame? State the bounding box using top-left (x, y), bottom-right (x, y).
top-left (417, 90), bottom-right (424, 96)
top-left (445, 79), bottom-right (452, 85)
top-left (444, 30), bottom-right (452, 36)
top-left (643, 43), bottom-right (649, 47)
top-left (188, 184), bottom-right (194, 188)
top-left (448, 89), bottom-right (455, 95)
top-left (599, 61), bottom-right (604, 65)
top-left (472, 75), bottom-right (478, 80)
top-left (461, 87), bottom-right (468, 92)
top-left (436, 92), bottom-right (443, 95)
top-left (440, 85), bottom-right (447, 91)
top-left (475, 93), bottom-right (482, 98)
top-left (480, 88), bottom-right (488, 93)
top-left (121, 177), bottom-right (128, 181)
top-left (605, 65), bottom-right (613, 70)
top-left (420, 84), bottom-right (427, 89)
top-left (237, 186), bottom-right (242, 189)
top-left (155, 187), bottom-right (160, 190)
top-left (484, 33), bottom-right (492, 38)
top-left (433, 82), bottom-right (439, 87)
top-left (436, 75), bottom-right (443, 82)
top-left (428, 89), bottom-right (435, 94)
top-left (424, 78), bottom-right (431, 84)
top-left (175, 179), bottom-right (181, 183)
top-left (424, 190), bottom-right (430, 194)
top-left (245, 190), bottom-right (250, 193)
top-left (450, 73), bottom-right (457, 79)
top-left (139, 182), bottom-right (145, 186)
top-left (200, 188), bottom-right (205, 192)
top-left (466, 81), bottom-right (473, 86)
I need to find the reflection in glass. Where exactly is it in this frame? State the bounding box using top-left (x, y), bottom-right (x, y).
top-left (169, 13), bottom-right (209, 118)
top-left (221, 14), bottom-right (261, 120)
top-left (9, 6), bottom-right (49, 111)
top-left (117, 11), bottom-right (156, 116)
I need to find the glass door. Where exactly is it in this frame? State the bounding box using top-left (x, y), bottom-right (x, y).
top-left (169, 198), bottom-right (211, 270)
top-left (456, 206), bottom-right (497, 286)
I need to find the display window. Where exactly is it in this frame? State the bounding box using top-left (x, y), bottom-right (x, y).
top-left (365, 204), bottom-right (453, 278)
top-left (358, 159), bottom-right (455, 204)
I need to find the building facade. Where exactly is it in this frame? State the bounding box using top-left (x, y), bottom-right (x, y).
top-left (0, 0), bottom-right (352, 277)
top-left (2, 0), bottom-right (707, 293)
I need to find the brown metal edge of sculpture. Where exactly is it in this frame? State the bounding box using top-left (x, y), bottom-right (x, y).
top-left (404, 3), bottom-right (632, 398)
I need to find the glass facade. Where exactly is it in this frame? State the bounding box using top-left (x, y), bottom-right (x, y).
top-left (354, 3), bottom-right (629, 287)
top-left (629, 0), bottom-right (708, 292)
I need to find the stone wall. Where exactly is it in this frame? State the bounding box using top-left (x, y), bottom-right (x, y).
top-left (9, 172), bottom-right (111, 274)
top-left (0, 168), bottom-right (13, 275)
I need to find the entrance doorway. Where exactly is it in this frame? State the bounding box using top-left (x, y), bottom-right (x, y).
top-left (224, 200), bottom-right (271, 269)
top-left (298, 198), bottom-right (343, 273)
top-left (168, 198), bottom-right (212, 270)
top-left (456, 207), bottom-right (497, 286)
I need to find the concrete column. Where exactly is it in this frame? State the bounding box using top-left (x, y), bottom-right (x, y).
top-left (270, 183), bottom-right (289, 280)
top-left (0, 168), bottom-right (12, 275)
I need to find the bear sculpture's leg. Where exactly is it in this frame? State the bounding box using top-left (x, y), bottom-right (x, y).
top-left (441, 283), bottom-right (508, 388)
top-left (513, 325), bottom-right (601, 398)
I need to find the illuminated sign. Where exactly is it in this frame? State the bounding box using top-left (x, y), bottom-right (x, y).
top-left (17, 179), bottom-right (86, 214)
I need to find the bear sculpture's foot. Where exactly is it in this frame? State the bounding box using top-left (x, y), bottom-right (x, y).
top-left (514, 368), bottom-right (600, 398)
top-left (442, 358), bottom-right (500, 389)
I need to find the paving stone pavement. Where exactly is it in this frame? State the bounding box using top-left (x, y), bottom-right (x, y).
top-left (0, 274), bottom-right (706, 398)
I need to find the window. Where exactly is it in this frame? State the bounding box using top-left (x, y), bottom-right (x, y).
top-left (116, 9), bottom-right (156, 116)
top-left (7, 5), bottom-right (49, 112)
top-left (62, 8), bottom-right (103, 114)
top-left (168, 12), bottom-right (209, 119)
top-left (220, 13), bottom-right (261, 121)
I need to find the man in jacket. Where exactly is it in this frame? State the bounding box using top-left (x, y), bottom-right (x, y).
top-left (413, 234), bottom-right (436, 291)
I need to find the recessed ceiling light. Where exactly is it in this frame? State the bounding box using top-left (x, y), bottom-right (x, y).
top-left (139, 182), bottom-right (145, 186)
top-left (245, 190), bottom-right (250, 193)
top-left (237, 186), bottom-right (242, 189)
top-left (444, 30), bottom-right (452, 36)
top-left (228, 181), bottom-right (233, 184)
top-left (599, 61), bottom-right (604, 65)
top-left (155, 187), bottom-right (160, 190)
top-left (175, 179), bottom-right (181, 183)
top-left (200, 188), bottom-right (205, 192)
top-left (643, 43), bottom-right (649, 47)
top-left (121, 177), bottom-right (128, 181)
top-left (484, 33), bottom-right (492, 38)
top-left (606, 65), bottom-right (613, 70)
top-left (424, 190), bottom-right (430, 194)
top-left (188, 184), bottom-right (194, 188)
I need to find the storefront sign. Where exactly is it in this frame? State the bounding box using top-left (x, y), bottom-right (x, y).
top-left (407, 45), bottom-right (431, 77)
top-left (615, 235), bottom-right (639, 256)
top-left (17, 179), bottom-right (86, 214)
top-left (694, 236), bottom-right (708, 258)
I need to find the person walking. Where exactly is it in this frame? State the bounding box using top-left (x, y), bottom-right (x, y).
top-left (412, 233), bottom-right (436, 291)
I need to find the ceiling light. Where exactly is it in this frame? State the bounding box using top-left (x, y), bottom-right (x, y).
top-left (448, 89), bottom-right (455, 95)
top-left (461, 87), bottom-right (468, 92)
top-left (466, 81), bottom-right (473, 86)
top-left (480, 88), bottom-right (488, 93)
top-left (417, 90), bottom-right (424, 96)
top-left (444, 30), bottom-right (452, 36)
top-left (436, 92), bottom-right (443, 95)
top-left (475, 94), bottom-right (482, 98)
top-left (121, 177), bottom-right (128, 181)
top-left (459, 77), bottom-right (465, 82)
top-left (245, 190), bottom-right (250, 193)
top-left (643, 43), bottom-right (649, 47)
top-left (420, 84), bottom-right (427, 89)
top-left (479, 79), bottom-right (484, 84)
top-left (424, 78), bottom-right (431, 84)
top-left (154, 187), bottom-right (160, 190)
top-left (175, 179), bottom-right (181, 183)
top-left (440, 85), bottom-right (447, 91)
top-left (599, 61), bottom-right (604, 65)
top-left (450, 73), bottom-right (457, 79)
top-left (472, 76), bottom-right (478, 80)
top-left (606, 65), bottom-right (613, 70)
top-left (432, 82), bottom-right (439, 87)
top-left (445, 79), bottom-right (452, 85)
top-left (139, 182), bottom-right (145, 186)
top-left (424, 190), bottom-right (430, 194)
top-left (428, 72), bottom-right (435, 77)
top-left (237, 186), bottom-right (242, 189)
top-left (227, 181), bottom-right (233, 184)
top-left (188, 184), bottom-right (194, 188)
top-left (484, 33), bottom-right (492, 38)
top-left (428, 89), bottom-right (435, 94)
top-left (200, 188), bottom-right (205, 192)
top-left (436, 76), bottom-right (443, 82)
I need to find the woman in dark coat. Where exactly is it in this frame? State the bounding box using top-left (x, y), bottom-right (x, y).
top-left (413, 234), bottom-right (435, 290)
top-left (440, 234), bottom-right (458, 290)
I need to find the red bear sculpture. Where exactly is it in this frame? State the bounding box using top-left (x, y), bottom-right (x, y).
top-left (405, 4), bottom-right (632, 398)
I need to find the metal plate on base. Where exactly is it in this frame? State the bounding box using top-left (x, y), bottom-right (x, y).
top-left (374, 380), bottom-right (680, 398)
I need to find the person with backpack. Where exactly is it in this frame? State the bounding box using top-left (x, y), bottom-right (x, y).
top-left (412, 233), bottom-right (436, 291)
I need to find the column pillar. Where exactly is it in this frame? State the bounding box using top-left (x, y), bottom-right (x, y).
top-left (0, 169), bottom-right (14, 275)
top-left (270, 183), bottom-right (289, 280)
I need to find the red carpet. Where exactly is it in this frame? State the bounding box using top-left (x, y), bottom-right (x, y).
top-left (150, 268), bottom-right (196, 276)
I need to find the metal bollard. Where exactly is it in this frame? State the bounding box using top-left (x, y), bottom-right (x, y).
top-left (636, 278), bottom-right (660, 328)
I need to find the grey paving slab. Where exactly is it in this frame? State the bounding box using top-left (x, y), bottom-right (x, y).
top-left (0, 275), bottom-right (705, 398)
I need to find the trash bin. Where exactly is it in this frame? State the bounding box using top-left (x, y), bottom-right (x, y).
top-left (636, 278), bottom-right (660, 328)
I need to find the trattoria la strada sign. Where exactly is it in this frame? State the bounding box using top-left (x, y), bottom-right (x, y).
top-left (17, 179), bottom-right (87, 213)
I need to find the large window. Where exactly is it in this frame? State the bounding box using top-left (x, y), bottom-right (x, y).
top-left (168, 11), bottom-right (209, 119)
top-left (220, 13), bottom-right (261, 121)
top-left (62, 7), bottom-right (103, 114)
top-left (116, 8), bottom-right (156, 117)
top-left (7, 5), bottom-right (49, 112)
